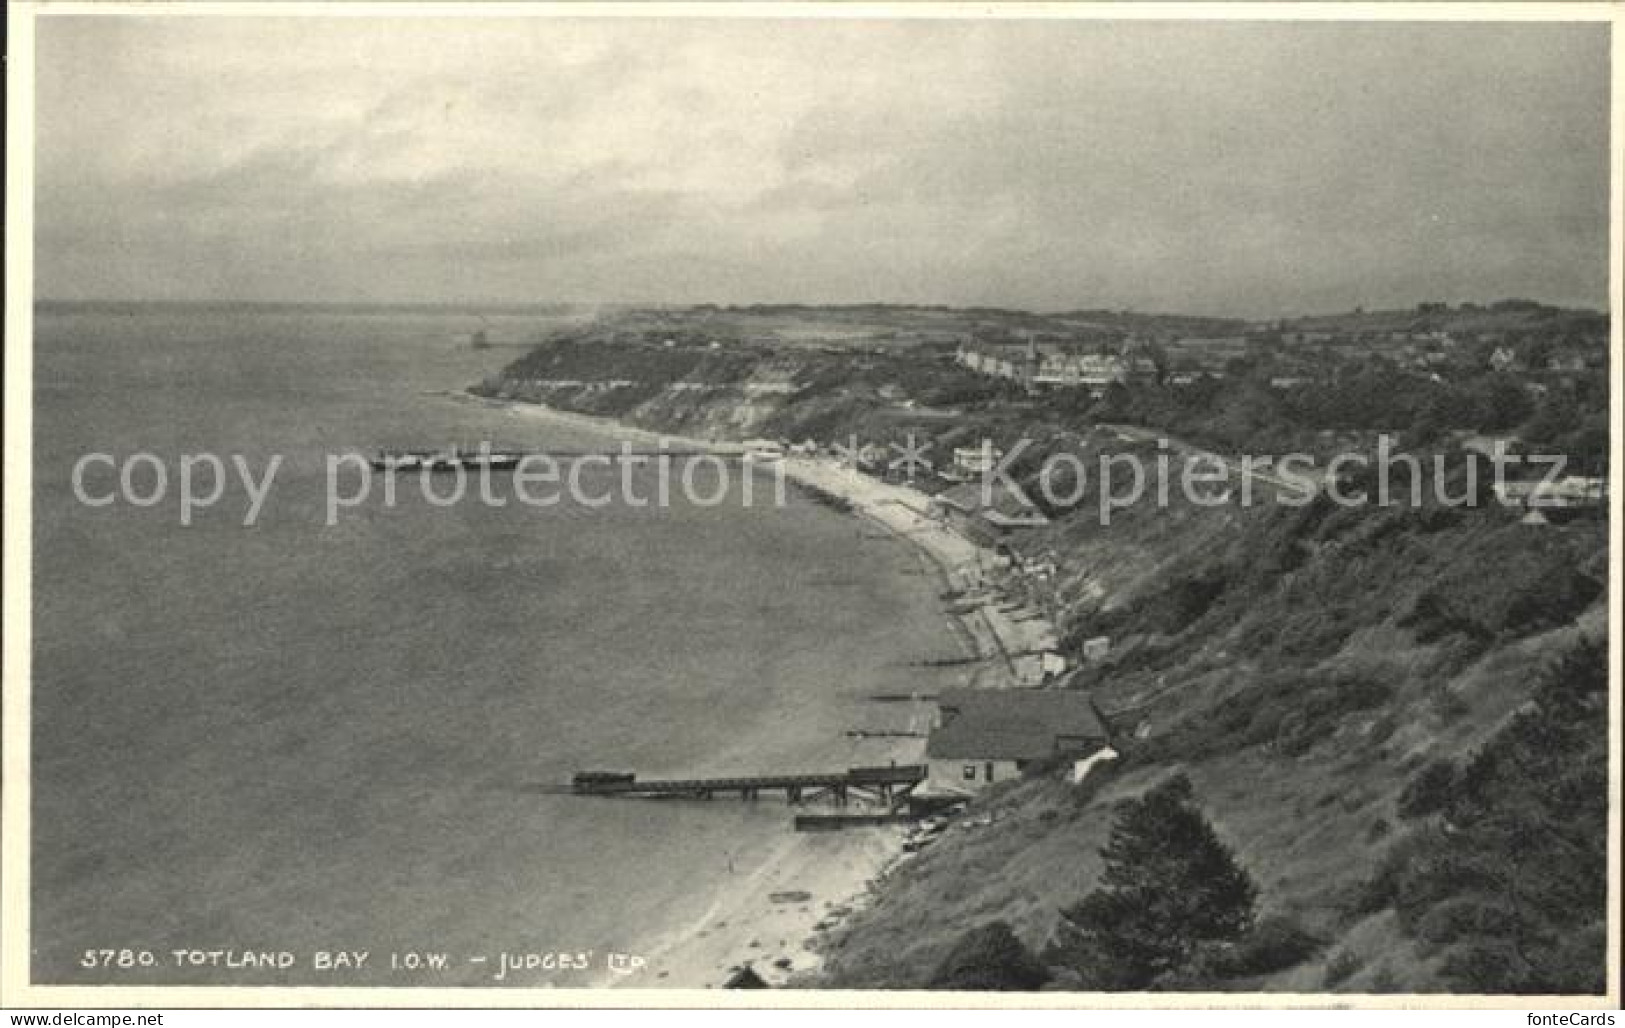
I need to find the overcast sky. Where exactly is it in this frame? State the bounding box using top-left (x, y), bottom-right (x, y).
top-left (33, 16), bottom-right (1611, 316)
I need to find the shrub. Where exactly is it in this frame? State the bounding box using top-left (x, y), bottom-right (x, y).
top-left (1397, 759), bottom-right (1459, 819)
top-left (1322, 950), bottom-right (1362, 989)
top-left (1366, 714), bottom-right (1399, 746)
top-left (1163, 669), bottom-right (1394, 762)
top-left (1355, 641), bottom-right (1608, 993)
top-left (1240, 605), bottom-right (1360, 664)
top-left (1435, 941), bottom-right (1527, 994)
top-left (1145, 570), bottom-right (1231, 634)
top-left (1274, 673), bottom-right (1394, 757)
top-left (1401, 551), bottom-right (1603, 643)
top-left (1224, 915), bottom-right (1324, 977)
top-left (927, 921), bottom-right (1052, 991)
top-left (1414, 897), bottom-right (1517, 947)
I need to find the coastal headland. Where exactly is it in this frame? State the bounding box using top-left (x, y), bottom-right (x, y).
top-left (465, 302), bottom-right (1608, 994)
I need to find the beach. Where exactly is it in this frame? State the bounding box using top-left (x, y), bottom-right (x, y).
top-left (474, 394), bottom-right (1066, 987)
top-left (465, 394), bottom-right (934, 987)
top-left (31, 308), bottom-right (967, 989)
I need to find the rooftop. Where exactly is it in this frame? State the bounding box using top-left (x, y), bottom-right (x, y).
top-left (933, 481), bottom-right (1049, 524)
top-left (927, 688), bottom-right (1111, 762)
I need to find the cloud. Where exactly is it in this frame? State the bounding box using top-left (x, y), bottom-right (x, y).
top-left (32, 16), bottom-right (1610, 314)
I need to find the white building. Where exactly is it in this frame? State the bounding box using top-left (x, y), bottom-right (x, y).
top-left (1495, 475), bottom-right (1607, 509)
top-left (953, 444), bottom-right (1004, 477)
top-left (924, 689), bottom-right (1113, 795)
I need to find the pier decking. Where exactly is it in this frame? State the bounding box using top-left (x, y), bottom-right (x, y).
top-left (793, 812), bottom-right (918, 831)
top-left (571, 764), bottom-right (928, 805)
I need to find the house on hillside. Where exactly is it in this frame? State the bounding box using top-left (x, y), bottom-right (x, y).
top-left (956, 335), bottom-right (1155, 393)
top-left (1493, 474), bottom-right (1607, 515)
top-left (952, 444), bottom-right (1004, 478)
top-left (956, 338), bottom-right (1037, 387)
top-left (932, 480), bottom-right (1050, 538)
top-left (924, 689), bottom-right (1115, 794)
top-left (1488, 345), bottom-right (1519, 372)
top-left (1011, 650), bottom-right (1069, 687)
top-left (835, 441), bottom-right (888, 471)
top-left (1080, 636), bottom-right (1112, 663)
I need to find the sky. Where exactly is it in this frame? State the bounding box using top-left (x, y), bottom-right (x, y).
top-left (31, 15), bottom-right (1613, 316)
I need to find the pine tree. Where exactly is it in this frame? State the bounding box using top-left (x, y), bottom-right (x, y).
top-left (1045, 774), bottom-right (1257, 989)
top-left (1424, 640), bottom-right (1608, 993)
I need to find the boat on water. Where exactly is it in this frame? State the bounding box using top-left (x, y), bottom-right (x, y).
top-left (369, 446), bottom-right (526, 472)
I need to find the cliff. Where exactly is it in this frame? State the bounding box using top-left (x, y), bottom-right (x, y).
top-left (480, 314), bottom-right (1610, 995)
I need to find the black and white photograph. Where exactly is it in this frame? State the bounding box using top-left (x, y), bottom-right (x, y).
top-left (2, 2), bottom-right (1618, 1011)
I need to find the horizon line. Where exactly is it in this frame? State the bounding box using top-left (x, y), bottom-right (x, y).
top-left (31, 296), bottom-right (1613, 322)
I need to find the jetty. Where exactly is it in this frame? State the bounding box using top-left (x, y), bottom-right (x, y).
top-left (793, 812), bottom-right (917, 832)
top-left (570, 764), bottom-right (928, 805)
top-left (371, 447), bottom-right (759, 469)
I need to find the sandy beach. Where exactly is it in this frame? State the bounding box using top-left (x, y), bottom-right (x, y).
top-left (449, 391), bottom-right (1060, 987)
top-left (611, 785), bottom-right (916, 988)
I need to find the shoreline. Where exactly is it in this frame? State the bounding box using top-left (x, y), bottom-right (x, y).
top-left (441, 389), bottom-right (1056, 988)
top-left (458, 389), bottom-right (1062, 685)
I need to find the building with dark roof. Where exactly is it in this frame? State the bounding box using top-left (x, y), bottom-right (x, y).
top-left (924, 688), bottom-right (1113, 794)
top-left (930, 480), bottom-right (1050, 541)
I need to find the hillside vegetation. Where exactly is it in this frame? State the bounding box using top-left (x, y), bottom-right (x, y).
top-left (480, 303), bottom-right (1610, 994)
top-left (811, 498), bottom-right (1605, 993)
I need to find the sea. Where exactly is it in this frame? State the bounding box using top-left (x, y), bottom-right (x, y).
top-left (28, 305), bottom-right (956, 987)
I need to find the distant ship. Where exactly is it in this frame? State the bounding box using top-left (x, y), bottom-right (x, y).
top-left (370, 446), bottom-right (524, 472)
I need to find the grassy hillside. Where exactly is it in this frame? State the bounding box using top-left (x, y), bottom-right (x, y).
top-left (481, 307), bottom-right (1610, 994)
top-left (811, 498), bottom-right (1606, 993)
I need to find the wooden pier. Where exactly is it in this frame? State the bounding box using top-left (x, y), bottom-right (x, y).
top-left (571, 764), bottom-right (927, 806)
top-left (793, 812), bottom-right (918, 832)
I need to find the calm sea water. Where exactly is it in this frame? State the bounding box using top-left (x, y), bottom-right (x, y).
top-left (30, 307), bottom-right (954, 986)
